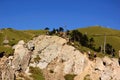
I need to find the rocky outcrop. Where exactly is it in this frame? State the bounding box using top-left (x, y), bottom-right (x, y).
top-left (0, 35), bottom-right (120, 80)
top-left (0, 56), bottom-right (15, 80)
top-left (12, 40), bottom-right (31, 72)
top-left (28, 35), bottom-right (88, 75)
top-left (23, 35), bottom-right (120, 80)
top-left (0, 40), bottom-right (32, 80)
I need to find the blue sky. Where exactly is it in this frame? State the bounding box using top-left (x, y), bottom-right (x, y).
top-left (0, 0), bottom-right (120, 30)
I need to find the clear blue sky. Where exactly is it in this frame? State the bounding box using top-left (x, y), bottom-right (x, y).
top-left (0, 0), bottom-right (120, 30)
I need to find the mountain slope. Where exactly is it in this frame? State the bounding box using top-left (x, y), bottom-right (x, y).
top-left (77, 26), bottom-right (120, 54)
top-left (1, 35), bottom-right (120, 80)
top-left (0, 28), bottom-right (46, 56)
top-left (0, 28), bottom-right (46, 45)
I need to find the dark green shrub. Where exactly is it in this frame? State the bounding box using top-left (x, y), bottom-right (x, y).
top-left (64, 74), bottom-right (76, 80)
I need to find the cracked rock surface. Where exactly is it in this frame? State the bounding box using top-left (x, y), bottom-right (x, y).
top-left (0, 35), bottom-right (120, 80)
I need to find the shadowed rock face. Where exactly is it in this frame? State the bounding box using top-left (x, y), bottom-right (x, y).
top-left (0, 35), bottom-right (120, 80)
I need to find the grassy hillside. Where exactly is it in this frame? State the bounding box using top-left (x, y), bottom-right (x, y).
top-left (77, 26), bottom-right (120, 54)
top-left (0, 28), bottom-right (46, 57)
top-left (0, 27), bottom-right (120, 57)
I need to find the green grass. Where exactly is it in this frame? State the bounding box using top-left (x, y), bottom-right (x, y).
top-left (0, 28), bottom-right (46, 57)
top-left (0, 28), bottom-right (46, 45)
top-left (29, 67), bottom-right (45, 80)
top-left (23, 30), bottom-right (47, 37)
top-left (78, 26), bottom-right (120, 35)
top-left (77, 26), bottom-right (120, 54)
top-left (0, 46), bottom-right (14, 57)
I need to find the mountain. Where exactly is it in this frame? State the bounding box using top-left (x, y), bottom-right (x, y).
top-left (0, 26), bottom-right (120, 57)
top-left (77, 26), bottom-right (120, 54)
top-left (0, 35), bottom-right (120, 80)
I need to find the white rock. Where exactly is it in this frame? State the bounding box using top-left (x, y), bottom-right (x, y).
top-left (95, 57), bottom-right (105, 71)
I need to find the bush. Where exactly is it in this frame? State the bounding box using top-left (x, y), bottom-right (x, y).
top-left (64, 74), bottom-right (76, 80)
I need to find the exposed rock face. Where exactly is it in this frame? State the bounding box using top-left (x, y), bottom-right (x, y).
top-left (12, 40), bottom-right (31, 72)
top-left (0, 35), bottom-right (120, 80)
top-left (29, 35), bottom-right (120, 80)
top-left (0, 56), bottom-right (15, 80)
top-left (29, 35), bottom-right (88, 76)
top-left (99, 57), bottom-right (120, 80)
top-left (0, 40), bottom-right (32, 80)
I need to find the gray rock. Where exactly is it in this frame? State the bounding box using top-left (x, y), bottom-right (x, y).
top-left (0, 57), bottom-right (15, 80)
top-left (20, 52), bottom-right (32, 71)
top-left (3, 39), bottom-right (9, 44)
top-left (27, 41), bottom-right (35, 51)
top-left (12, 40), bottom-right (31, 72)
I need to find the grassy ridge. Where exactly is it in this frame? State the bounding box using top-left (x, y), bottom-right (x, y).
top-left (78, 26), bottom-right (120, 35)
top-left (78, 26), bottom-right (120, 53)
top-left (0, 28), bottom-right (46, 56)
top-left (0, 28), bottom-right (46, 45)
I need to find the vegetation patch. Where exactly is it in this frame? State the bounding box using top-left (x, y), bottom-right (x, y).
top-left (84, 74), bottom-right (91, 80)
top-left (64, 74), bottom-right (76, 80)
top-left (34, 55), bottom-right (41, 63)
top-left (29, 66), bottom-right (45, 80)
top-left (78, 26), bottom-right (120, 55)
top-left (0, 46), bottom-right (14, 57)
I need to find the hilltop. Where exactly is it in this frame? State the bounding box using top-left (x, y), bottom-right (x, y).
top-left (77, 26), bottom-right (120, 55)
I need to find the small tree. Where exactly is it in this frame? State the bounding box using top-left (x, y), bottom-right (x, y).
top-left (49, 28), bottom-right (56, 35)
top-left (44, 27), bottom-right (49, 31)
top-left (59, 27), bottom-right (64, 32)
top-left (88, 37), bottom-right (95, 49)
top-left (70, 30), bottom-right (82, 42)
top-left (105, 43), bottom-right (115, 55)
top-left (80, 34), bottom-right (89, 47)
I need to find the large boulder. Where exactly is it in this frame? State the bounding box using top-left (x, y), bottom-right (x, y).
top-left (12, 40), bottom-right (31, 72)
